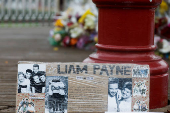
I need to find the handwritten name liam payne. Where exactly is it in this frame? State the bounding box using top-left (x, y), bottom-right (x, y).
top-left (48, 64), bottom-right (131, 76)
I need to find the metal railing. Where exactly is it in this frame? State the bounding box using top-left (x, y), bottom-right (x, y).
top-left (0, 0), bottom-right (60, 24)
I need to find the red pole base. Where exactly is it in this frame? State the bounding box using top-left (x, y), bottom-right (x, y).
top-left (86, 0), bottom-right (169, 109)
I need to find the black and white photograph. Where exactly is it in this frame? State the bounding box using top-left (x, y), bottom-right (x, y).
top-left (45, 76), bottom-right (68, 113)
top-left (17, 98), bottom-right (35, 113)
top-left (18, 64), bottom-right (46, 93)
top-left (107, 77), bottom-right (132, 112)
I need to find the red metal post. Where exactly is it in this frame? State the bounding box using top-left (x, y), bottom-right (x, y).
top-left (83, 0), bottom-right (169, 109)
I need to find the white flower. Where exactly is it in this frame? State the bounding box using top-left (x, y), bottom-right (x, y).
top-left (84, 14), bottom-right (96, 30)
top-left (154, 35), bottom-right (160, 45)
top-left (54, 34), bottom-right (62, 41)
top-left (159, 39), bottom-right (170, 53)
top-left (70, 27), bottom-right (83, 38)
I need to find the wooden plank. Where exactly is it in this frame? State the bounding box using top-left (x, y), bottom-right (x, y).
top-left (0, 107), bottom-right (15, 113)
top-left (0, 106), bottom-right (8, 110)
top-left (0, 92), bottom-right (16, 95)
top-left (0, 102), bottom-right (15, 106)
top-left (0, 80), bottom-right (16, 83)
top-left (0, 83), bottom-right (16, 86)
top-left (0, 95), bottom-right (15, 101)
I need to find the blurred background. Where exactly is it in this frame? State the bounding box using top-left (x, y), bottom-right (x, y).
top-left (0, 0), bottom-right (64, 26)
top-left (0, 0), bottom-right (170, 58)
top-left (0, 0), bottom-right (170, 112)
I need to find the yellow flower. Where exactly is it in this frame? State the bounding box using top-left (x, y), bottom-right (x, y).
top-left (54, 19), bottom-right (64, 27)
top-left (78, 9), bottom-right (95, 23)
top-left (94, 36), bottom-right (98, 43)
top-left (54, 27), bottom-right (62, 32)
top-left (159, 0), bottom-right (168, 15)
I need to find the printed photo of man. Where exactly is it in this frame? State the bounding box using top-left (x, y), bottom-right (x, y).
top-left (45, 76), bottom-right (68, 113)
top-left (108, 78), bottom-right (121, 112)
top-left (33, 64), bottom-right (40, 75)
top-left (32, 75), bottom-right (45, 93)
top-left (26, 103), bottom-right (35, 113)
top-left (107, 78), bottom-right (132, 112)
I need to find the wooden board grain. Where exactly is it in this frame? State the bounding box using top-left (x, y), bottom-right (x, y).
top-left (0, 27), bottom-right (169, 112)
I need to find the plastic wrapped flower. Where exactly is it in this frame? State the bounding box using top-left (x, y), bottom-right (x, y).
top-left (54, 19), bottom-right (64, 27)
top-left (159, 0), bottom-right (168, 15)
top-left (154, 35), bottom-right (160, 45)
top-left (89, 32), bottom-right (98, 41)
top-left (94, 35), bottom-right (98, 43)
top-left (78, 9), bottom-right (95, 23)
top-left (54, 34), bottom-right (62, 42)
top-left (84, 14), bottom-right (96, 30)
top-left (49, 30), bottom-right (54, 37)
top-left (158, 39), bottom-right (170, 53)
top-left (70, 27), bottom-right (83, 38)
top-left (70, 38), bottom-right (78, 46)
top-left (62, 36), bottom-right (70, 47)
top-left (54, 27), bottom-right (63, 32)
top-left (77, 36), bottom-right (89, 49)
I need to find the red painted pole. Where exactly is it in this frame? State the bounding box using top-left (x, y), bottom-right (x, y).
top-left (83, 0), bottom-right (169, 109)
